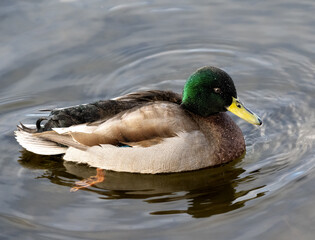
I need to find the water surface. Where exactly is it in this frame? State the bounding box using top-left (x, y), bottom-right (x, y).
top-left (0, 0), bottom-right (315, 239)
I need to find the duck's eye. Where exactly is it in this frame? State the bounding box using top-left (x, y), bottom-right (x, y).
top-left (213, 88), bottom-right (222, 94)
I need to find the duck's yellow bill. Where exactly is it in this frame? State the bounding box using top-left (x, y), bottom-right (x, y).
top-left (226, 97), bottom-right (262, 125)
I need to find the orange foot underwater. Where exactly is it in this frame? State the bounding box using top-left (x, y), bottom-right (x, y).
top-left (70, 168), bottom-right (105, 192)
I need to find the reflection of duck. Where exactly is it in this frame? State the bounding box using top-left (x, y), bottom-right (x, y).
top-left (15, 66), bottom-right (261, 174)
top-left (18, 150), bottom-right (246, 218)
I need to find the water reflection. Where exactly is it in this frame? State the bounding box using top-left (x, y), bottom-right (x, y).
top-left (18, 150), bottom-right (260, 218)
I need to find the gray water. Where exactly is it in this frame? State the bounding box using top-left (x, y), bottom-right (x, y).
top-left (1, 0), bottom-right (315, 239)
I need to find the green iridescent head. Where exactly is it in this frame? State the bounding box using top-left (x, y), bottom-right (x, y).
top-left (181, 66), bottom-right (262, 125)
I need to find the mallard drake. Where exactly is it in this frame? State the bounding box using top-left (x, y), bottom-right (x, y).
top-left (15, 66), bottom-right (262, 174)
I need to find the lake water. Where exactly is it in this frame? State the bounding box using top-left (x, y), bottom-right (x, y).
top-left (1, 0), bottom-right (315, 239)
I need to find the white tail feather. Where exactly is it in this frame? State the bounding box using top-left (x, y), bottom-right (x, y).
top-left (15, 129), bottom-right (67, 155)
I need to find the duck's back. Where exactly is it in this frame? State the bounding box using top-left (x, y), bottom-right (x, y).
top-left (41, 90), bottom-right (182, 131)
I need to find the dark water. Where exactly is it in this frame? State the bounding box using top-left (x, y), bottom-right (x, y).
top-left (1, 0), bottom-right (315, 239)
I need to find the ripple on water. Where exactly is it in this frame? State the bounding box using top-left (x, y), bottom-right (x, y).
top-left (88, 46), bottom-right (254, 97)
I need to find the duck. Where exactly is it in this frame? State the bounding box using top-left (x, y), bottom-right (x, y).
top-left (15, 66), bottom-right (262, 174)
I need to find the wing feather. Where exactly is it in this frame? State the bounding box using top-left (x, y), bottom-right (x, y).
top-left (64, 102), bottom-right (198, 146)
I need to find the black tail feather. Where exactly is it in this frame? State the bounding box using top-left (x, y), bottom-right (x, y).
top-left (36, 118), bottom-right (47, 132)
